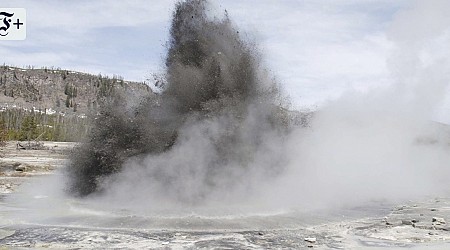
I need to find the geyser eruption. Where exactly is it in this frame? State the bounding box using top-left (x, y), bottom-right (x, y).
top-left (61, 0), bottom-right (450, 214)
top-left (66, 0), bottom-right (291, 204)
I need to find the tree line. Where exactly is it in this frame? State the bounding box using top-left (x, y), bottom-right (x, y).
top-left (0, 108), bottom-right (90, 142)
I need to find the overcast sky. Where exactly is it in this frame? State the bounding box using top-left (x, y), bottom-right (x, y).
top-left (2, 0), bottom-right (448, 111)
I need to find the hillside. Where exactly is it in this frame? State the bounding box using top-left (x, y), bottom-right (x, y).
top-left (0, 65), bottom-right (151, 114)
top-left (0, 65), bottom-right (153, 142)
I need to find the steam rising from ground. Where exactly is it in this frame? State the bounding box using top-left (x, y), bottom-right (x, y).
top-left (268, 0), bottom-right (450, 209)
top-left (60, 0), bottom-right (450, 213)
top-left (66, 0), bottom-right (290, 207)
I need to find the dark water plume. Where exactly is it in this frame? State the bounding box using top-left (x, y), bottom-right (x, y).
top-left (66, 0), bottom-right (291, 203)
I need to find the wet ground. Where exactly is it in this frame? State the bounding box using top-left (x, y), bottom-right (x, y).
top-left (0, 141), bottom-right (73, 194)
top-left (2, 200), bottom-right (450, 249)
top-left (1, 142), bottom-right (450, 249)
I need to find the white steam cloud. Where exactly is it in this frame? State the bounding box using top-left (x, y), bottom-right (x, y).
top-left (265, 0), bottom-right (450, 210)
top-left (88, 0), bottom-right (450, 215)
top-left (6, 0), bottom-right (450, 221)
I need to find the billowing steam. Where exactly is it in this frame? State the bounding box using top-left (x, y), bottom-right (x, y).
top-left (62, 0), bottom-right (450, 214)
top-left (66, 0), bottom-right (291, 205)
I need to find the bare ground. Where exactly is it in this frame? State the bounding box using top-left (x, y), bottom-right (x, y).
top-left (0, 141), bottom-right (75, 194)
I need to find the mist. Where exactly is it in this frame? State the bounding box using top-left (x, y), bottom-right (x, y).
top-left (7, 0), bottom-right (450, 219)
top-left (73, 0), bottom-right (450, 215)
top-left (265, 0), bottom-right (450, 210)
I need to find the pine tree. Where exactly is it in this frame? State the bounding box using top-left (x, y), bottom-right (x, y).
top-left (0, 120), bottom-right (7, 146)
top-left (20, 116), bottom-right (38, 141)
top-left (64, 83), bottom-right (69, 95)
top-left (65, 95), bottom-right (70, 108)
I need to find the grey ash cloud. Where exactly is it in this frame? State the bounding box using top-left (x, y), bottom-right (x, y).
top-left (66, 0), bottom-right (291, 204)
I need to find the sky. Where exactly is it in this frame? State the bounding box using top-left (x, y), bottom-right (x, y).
top-left (1, 0), bottom-right (448, 112)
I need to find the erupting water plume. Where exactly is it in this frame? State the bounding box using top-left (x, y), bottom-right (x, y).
top-left (66, 0), bottom-right (292, 205)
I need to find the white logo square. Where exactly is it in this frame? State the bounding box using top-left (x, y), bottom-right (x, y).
top-left (0, 8), bottom-right (26, 40)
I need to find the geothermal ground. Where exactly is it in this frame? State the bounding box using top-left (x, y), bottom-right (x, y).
top-left (0, 141), bottom-right (449, 249)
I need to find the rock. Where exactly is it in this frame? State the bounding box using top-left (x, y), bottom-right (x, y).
top-left (432, 217), bottom-right (446, 225)
top-left (15, 164), bottom-right (28, 172)
top-left (0, 162), bottom-right (21, 171)
top-left (384, 219), bottom-right (402, 226)
top-left (395, 206), bottom-right (406, 211)
top-left (402, 220), bottom-right (413, 226)
top-left (414, 222), bottom-right (434, 230)
top-left (434, 225), bottom-right (450, 231)
top-left (304, 237), bottom-right (316, 243)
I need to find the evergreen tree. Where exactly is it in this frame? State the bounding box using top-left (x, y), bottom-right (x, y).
top-left (65, 95), bottom-right (70, 108)
top-left (19, 116), bottom-right (38, 141)
top-left (0, 120), bottom-right (7, 146)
